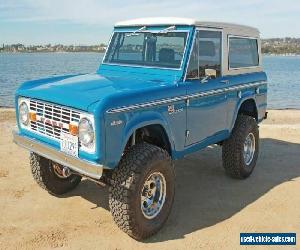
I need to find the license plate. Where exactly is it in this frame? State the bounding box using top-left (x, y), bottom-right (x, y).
top-left (60, 133), bottom-right (78, 157)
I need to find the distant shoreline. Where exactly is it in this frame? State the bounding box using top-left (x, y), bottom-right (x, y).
top-left (1, 51), bottom-right (299, 56)
top-left (2, 37), bottom-right (300, 55)
top-left (263, 53), bottom-right (300, 56)
top-left (0, 51), bottom-right (105, 54)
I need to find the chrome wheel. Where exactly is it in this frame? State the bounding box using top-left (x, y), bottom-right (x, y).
top-left (141, 172), bottom-right (166, 219)
top-left (243, 133), bottom-right (255, 166)
top-left (52, 162), bottom-right (71, 179)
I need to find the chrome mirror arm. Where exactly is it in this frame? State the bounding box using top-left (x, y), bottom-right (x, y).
top-left (200, 76), bottom-right (210, 83)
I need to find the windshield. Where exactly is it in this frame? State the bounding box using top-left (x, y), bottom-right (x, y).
top-left (103, 31), bottom-right (188, 69)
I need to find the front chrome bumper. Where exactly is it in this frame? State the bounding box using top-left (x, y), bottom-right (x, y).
top-left (13, 129), bottom-right (103, 179)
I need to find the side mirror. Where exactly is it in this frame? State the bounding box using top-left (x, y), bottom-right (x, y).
top-left (201, 69), bottom-right (217, 83)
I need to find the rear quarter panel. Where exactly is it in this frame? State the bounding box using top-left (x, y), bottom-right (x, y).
top-left (226, 71), bottom-right (267, 131)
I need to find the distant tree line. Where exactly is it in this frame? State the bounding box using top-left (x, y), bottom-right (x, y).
top-left (1, 38), bottom-right (300, 55)
top-left (261, 38), bottom-right (300, 55)
top-left (0, 43), bottom-right (107, 53)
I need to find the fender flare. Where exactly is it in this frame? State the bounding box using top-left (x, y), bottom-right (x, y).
top-left (120, 111), bottom-right (175, 157)
top-left (230, 95), bottom-right (258, 132)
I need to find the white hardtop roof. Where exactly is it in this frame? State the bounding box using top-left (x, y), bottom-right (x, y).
top-left (115, 17), bottom-right (259, 35)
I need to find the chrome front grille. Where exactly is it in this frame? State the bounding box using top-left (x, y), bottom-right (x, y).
top-left (29, 99), bottom-right (80, 140)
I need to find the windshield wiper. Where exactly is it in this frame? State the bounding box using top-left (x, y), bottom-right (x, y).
top-left (125, 25), bottom-right (177, 37)
top-left (157, 25), bottom-right (176, 34)
top-left (126, 26), bottom-right (147, 37)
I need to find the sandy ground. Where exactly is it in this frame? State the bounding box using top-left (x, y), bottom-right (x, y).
top-left (0, 109), bottom-right (299, 250)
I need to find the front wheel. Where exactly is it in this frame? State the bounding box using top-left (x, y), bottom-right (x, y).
top-left (222, 114), bottom-right (259, 179)
top-left (109, 143), bottom-right (175, 240)
top-left (30, 153), bottom-right (82, 195)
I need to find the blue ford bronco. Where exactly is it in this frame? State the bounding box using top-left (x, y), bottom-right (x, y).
top-left (14, 18), bottom-right (267, 240)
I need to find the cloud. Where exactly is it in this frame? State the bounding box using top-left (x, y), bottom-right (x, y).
top-left (3, 0), bottom-right (298, 24)
top-left (1, 0), bottom-right (300, 38)
top-left (1, 0), bottom-right (211, 24)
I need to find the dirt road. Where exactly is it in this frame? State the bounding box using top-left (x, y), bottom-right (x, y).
top-left (0, 109), bottom-right (299, 249)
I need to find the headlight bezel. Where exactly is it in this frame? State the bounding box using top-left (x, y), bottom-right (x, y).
top-left (78, 117), bottom-right (95, 150)
top-left (18, 98), bottom-right (30, 127)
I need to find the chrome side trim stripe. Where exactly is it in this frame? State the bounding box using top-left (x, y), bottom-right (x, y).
top-left (107, 96), bottom-right (185, 113)
top-left (107, 81), bottom-right (267, 113)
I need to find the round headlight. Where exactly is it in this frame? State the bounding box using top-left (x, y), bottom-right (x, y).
top-left (19, 102), bottom-right (29, 126)
top-left (78, 118), bottom-right (94, 147)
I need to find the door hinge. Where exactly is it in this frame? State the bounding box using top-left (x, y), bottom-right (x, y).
top-left (185, 130), bottom-right (190, 138)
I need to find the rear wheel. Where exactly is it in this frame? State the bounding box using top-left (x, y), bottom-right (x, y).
top-left (30, 153), bottom-right (81, 195)
top-left (109, 143), bottom-right (175, 240)
top-left (222, 114), bottom-right (259, 179)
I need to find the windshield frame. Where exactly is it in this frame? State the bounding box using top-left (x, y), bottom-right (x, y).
top-left (101, 28), bottom-right (191, 71)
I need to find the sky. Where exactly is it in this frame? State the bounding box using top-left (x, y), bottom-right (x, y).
top-left (0, 0), bottom-right (300, 45)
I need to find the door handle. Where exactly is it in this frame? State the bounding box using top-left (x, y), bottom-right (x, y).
top-left (221, 80), bottom-right (229, 84)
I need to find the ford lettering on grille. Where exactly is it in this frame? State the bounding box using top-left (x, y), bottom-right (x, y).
top-left (40, 117), bottom-right (64, 128)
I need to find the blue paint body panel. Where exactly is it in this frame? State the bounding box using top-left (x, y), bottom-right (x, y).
top-left (15, 25), bottom-right (267, 170)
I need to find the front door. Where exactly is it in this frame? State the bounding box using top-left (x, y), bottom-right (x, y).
top-left (185, 29), bottom-right (228, 146)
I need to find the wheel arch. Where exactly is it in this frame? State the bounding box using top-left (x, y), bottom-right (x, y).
top-left (122, 117), bottom-right (174, 157)
top-left (105, 110), bottom-right (177, 168)
top-left (230, 97), bottom-right (258, 131)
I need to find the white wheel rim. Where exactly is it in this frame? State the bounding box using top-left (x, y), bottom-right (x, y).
top-left (243, 133), bottom-right (256, 166)
top-left (141, 172), bottom-right (166, 219)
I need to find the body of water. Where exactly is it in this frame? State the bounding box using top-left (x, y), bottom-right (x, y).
top-left (0, 52), bottom-right (299, 109)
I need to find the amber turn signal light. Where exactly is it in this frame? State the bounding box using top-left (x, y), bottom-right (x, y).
top-left (29, 112), bottom-right (37, 122)
top-left (69, 124), bottom-right (78, 136)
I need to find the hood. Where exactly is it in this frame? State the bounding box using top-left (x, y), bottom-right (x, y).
top-left (16, 71), bottom-right (177, 111)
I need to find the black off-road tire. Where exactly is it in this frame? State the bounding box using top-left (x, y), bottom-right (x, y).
top-left (109, 143), bottom-right (175, 240)
top-left (30, 152), bottom-right (82, 195)
top-left (222, 114), bottom-right (259, 179)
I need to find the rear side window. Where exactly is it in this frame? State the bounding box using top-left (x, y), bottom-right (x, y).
top-left (229, 37), bottom-right (259, 68)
